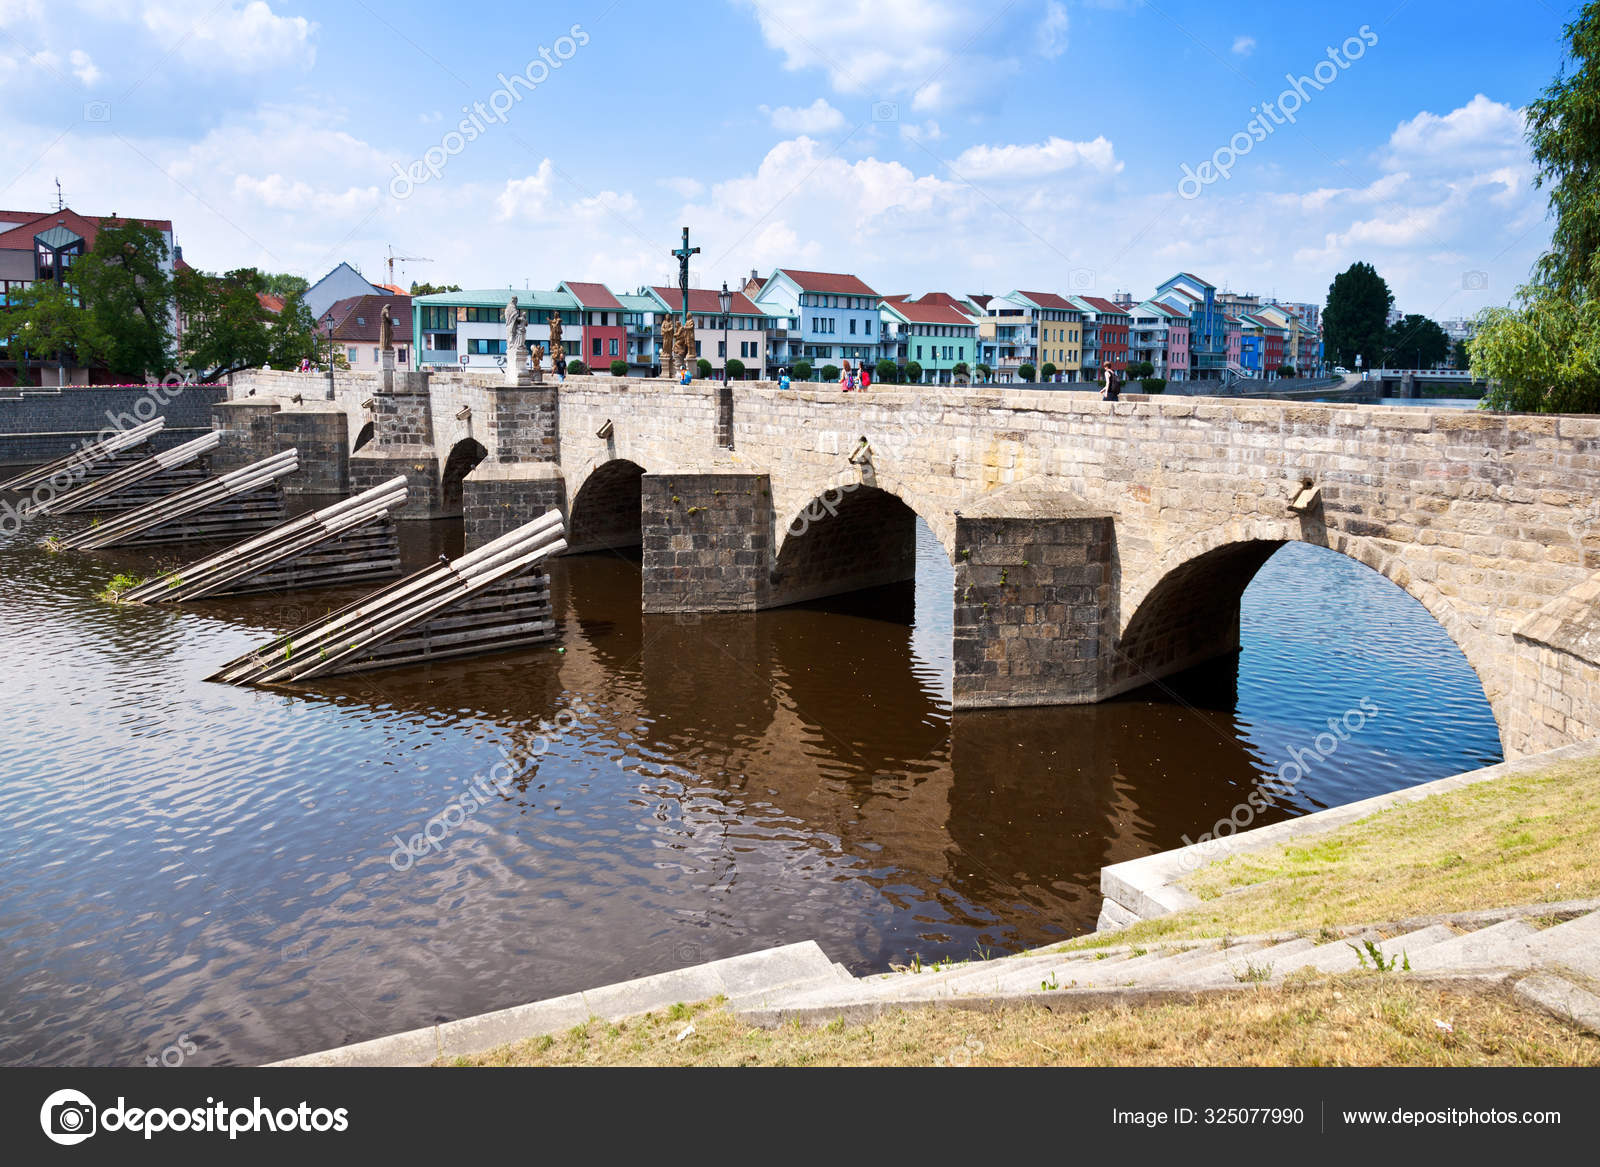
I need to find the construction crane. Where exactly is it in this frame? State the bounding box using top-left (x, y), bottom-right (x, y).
top-left (386, 245), bottom-right (434, 291)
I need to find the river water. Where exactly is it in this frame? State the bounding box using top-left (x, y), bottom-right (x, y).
top-left (0, 508), bottom-right (1502, 1066)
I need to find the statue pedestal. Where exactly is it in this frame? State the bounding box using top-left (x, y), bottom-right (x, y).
top-left (380, 348), bottom-right (395, 394)
top-left (505, 368), bottom-right (543, 386)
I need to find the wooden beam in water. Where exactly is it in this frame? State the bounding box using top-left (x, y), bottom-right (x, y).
top-left (0, 417), bottom-right (166, 492)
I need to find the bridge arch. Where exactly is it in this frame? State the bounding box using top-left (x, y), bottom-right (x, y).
top-left (352, 419), bottom-right (374, 452)
top-left (770, 481), bottom-right (951, 608)
top-left (566, 458), bottom-right (646, 554)
top-left (1114, 519), bottom-right (1506, 745)
top-left (440, 437), bottom-right (488, 516)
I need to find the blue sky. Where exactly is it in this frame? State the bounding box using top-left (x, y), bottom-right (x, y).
top-left (0, 0), bottom-right (1578, 318)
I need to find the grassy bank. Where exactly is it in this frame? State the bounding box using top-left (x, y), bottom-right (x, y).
top-left (453, 751), bottom-right (1600, 1067)
top-left (455, 980), bottom-right (1599, 1067)
top-left (1060, 752), bottom-right (1600, 952)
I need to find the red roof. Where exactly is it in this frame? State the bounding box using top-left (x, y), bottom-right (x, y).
top-left (377, 283), bottom-right (407, 295)
top-left (561, 280), bottom-right (624, 310)
top-left (1077, 296), bottom-right (1127, 316)
top-left (322, 294), bottom-right (411, 342)
top-left (0, 208), bottom-right (173, 253)
top-left (889, 296), bottom-right (977, 326)
top-left (1016, 289), bottom-right (1076, 311)
top-left (774, 268), bottom-right (878, 296)
top-left (257, 293), bottom-right (286, 314)
top-left (649, 285), bottom-right (762, 315)
top-left (968, 294), bottom-right (993, 308)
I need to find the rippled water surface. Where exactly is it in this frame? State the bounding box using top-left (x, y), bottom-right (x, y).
top-left (0, 506), bottom-right (1502, 1065)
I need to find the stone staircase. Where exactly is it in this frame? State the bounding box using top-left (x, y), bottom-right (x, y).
top-left (732, 904), bottom-right (1600, 1034)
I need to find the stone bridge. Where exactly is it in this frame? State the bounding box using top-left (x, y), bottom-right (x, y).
top-left (224, 368), bottom-right (1600, 760)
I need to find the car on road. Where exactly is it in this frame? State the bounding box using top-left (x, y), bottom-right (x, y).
top-left (1333, 366), bottom-right (1351, 374)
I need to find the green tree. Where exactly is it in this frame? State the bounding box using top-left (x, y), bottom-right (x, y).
top-left (792, 359), bottom-right (812, 381)
top-left (1323, 262), bottom-right (1393, 370)
top-left (0, 281), bottom-right (108, 385)
top-left (609, 358), bottom-right (629, 376)
top-left (1453, 338), bottom-right (1471, 369)
top-left (976, 362), bottom-right (992, 382)
top-left (1528, 2), bottom-right (1600, 299)
top-left (1471, 290), bottom-right (1600, 412)
top-left (820, 363), bottom-right (840, 382)
top-left (410, 282), bottom-right (463, 296)
top-left (1126, 359), bottom-right (1155, 379)
top-left (1141, 377), bottom-right (1168, 394)
top-left (568, 360), bottom-right (588, 375)
top-left (72, 218), bottom-right (173, 378)
top-left (953, 360), bottom-right (970, 381)
top-left (695, 358), bottom-right (711, 379)
top-left (1276, 364), bottom-right (1298, 378)
top-left (262, 272), bottom-right (310, 300)
top-left (725, 357), bottom-right (745, 380)
top-left (904, 360), bottom-right (922, 383)
top-left (1017, 362), bottom-right (1036, 382)
top-left (175, 267), bottom-right (317, 380)
top-left (1381, 314), bottom-right (1450, 368)
top-left (1040, 361), bottom-right (1058, 380)
top-left (875, 357), bottom-right (898, 384)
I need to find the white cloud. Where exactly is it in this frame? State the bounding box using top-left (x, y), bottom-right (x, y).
top-left (658, 176), bottom-right (705, 199)
top-left (764, 97), bottom-right (847, 135)
top-left (1232, 35), bottom-right (1255, 56)
top-left (496, 161), bottom-right (557, 221)
top-left (68, 48), bottom-right (100, 85)
top-left (1039, 2), bottom-right (1069, 59)
top-left (952, 135), bottom-right (1122, 179)
top-left (900, 120), bottom-right (944, 143)
top-left (232, 173), bottom-right (378, 214)
top-left (733, 0), bottom-right (987, 107)
top-left (139, 0), bottom-right (317, 73)
top-left (1381, 93), bottom-right (1526, 175)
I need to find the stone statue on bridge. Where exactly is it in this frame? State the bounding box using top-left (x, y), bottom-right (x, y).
top-left (659, 316), bottom-right (678, 378)
top-left (678, 314), bottom-right (695, 374)
top-left (547, 312), bottom-right (565, 367)
top-left (503, 297), bottom-right (528, 382)
top-left (379, 304), bottom-right (393, 351)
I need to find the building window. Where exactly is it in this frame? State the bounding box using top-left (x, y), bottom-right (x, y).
top-left (347, 347), bottom-right (358, 362)
top-left (592, 337), bottom-right (602, 357)
top-left (849, 318), bottom-right (857, 334)
top-left (609, 338), bottom-right (618, 356)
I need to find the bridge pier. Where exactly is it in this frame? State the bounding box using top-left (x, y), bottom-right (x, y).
top-left (211, 400), bottom-right (348, 494)
top-left (640, 470), bottom-right (773, 612)
top-left (951, 493), bottom-right (1116, 709)
top-left (459, 383), bottom-right (560, 547)
top-left (349, 372), bottom-right (442, 518)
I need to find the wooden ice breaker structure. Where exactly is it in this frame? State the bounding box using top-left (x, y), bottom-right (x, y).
top-left (209, 509), bottom-right (566, 685)
top-left (0, 417), bottom-right (167, 492)
top-left (31, 431), bottom-right (219, 515)
top-left (121, 477), bottom-right (407, 603)
top-left (53, 450), bottom-right (298, 551)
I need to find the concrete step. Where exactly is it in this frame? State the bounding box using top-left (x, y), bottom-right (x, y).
top-left (271, 940), bottom-right (841, 1066)
top-left (1370, 924), bottom-right (1460, 969)
top-left (1406, 919), bottom-right (1538, 972)
top-left (1158, 937), bottom-right (1318, 988)
top-left (1514, 973), bottom-right (1600, 1035)
top-left (1019, 941), bottom-right (1252, 992)
top-left (1526, 910), bottom-right (1600, 983)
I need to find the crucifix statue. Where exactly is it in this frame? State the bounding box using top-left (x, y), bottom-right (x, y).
top-left (671, 226), bottom-right (699, 324)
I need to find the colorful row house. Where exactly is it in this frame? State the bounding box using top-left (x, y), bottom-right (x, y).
top-left (880, 294), bottom-right (978, 383)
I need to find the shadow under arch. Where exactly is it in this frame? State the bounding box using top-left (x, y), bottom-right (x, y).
top-left (352, 419), bottom-right (374, 453)
top-left (440, 437), bottom-right (488, 516)
top-left (770, 483), bottom-right (951, 609)
top-left (1113, 525), bottom-right (1503, 749)
top-left (566, 459), bottom-right (645, 554)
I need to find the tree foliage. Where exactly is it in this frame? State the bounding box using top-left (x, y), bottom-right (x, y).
top-left (1471, 287), bottom-right (1600, 412)
top-left (72, 218), bottom-right (173, 378)
top-left (610, 359), bottom-right (629, 376)
top-left (0, 281), bottom-right (107, 384)
top-left (1017, 362), bottom-right (1035, 382)
top-left (791, 360), bottom-right (812, 381)
top-left (262, 272), bottom-right (310, 300)
top-left (1528, 2), bottom-right (1600, 299)
top-left (175, 267), bottom-right (317, 381)
top-left (1040, 362), bottom-right (1058, 380)
top-left (724, 357), bottom-right (745, 379)
top-left (1323, 262), bottom-right (1393, 370)
top-left (410, 282), bottom-right (462, 296)
top-left (875, 358), bottom-right (898, 384)
top-left (904, 360), bottom-right (923, 383)
top-left (1381, 314), bottom-right (1451, 368)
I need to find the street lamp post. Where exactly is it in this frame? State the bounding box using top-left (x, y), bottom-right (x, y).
top-left (718, 281), bottom-right (732, 382)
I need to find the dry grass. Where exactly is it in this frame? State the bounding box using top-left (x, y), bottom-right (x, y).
top-left (453, 977), bottom-right (1600, 1068)
top-left (1056, 755), bottom-right (1600, 953)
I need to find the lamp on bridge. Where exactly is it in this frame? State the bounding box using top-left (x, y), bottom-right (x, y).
top-left (718, 281), bottom-right (733, 382)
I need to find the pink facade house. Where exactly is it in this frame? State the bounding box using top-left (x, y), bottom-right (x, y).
top-left (1153, 301), bottom-right (1189, 380)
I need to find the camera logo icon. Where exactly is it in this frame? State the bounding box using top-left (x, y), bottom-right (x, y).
top-left (40, 1089), bottom-right (97, 1146)
top-left (871, 100), bottom-right (898, 122)
top-left (1069, 267), bottom-right (1096, 291)
top-left (1461, 270), bottom-right (1489, 291)
top-left (83, 101), bottom-right (111, 123)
